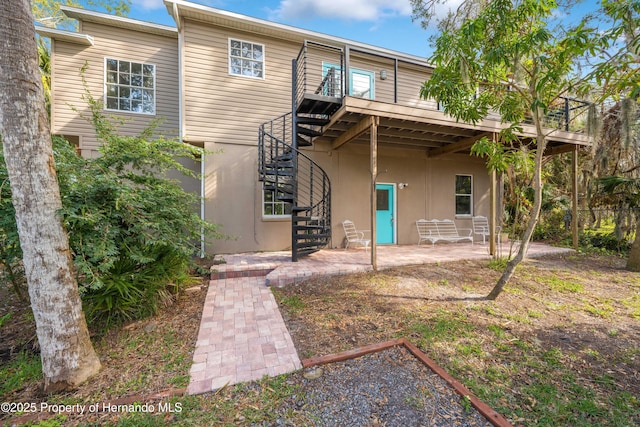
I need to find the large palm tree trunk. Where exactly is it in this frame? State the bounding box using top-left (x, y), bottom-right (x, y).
top-left (0, 0), bottom-right (101, 391)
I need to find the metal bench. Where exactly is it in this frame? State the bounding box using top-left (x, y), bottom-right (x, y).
top-left (416, 219), bottom-right (473, 246)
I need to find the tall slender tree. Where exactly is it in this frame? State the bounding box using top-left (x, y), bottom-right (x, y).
top-left (0, 0), bottom-right (101, 391)
top-left (413, 0), bottom-right (592, 299)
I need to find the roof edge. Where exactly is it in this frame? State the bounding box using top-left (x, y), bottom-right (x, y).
top-left (35, 26), bottom-right (94, 46)
top-left (164, 0), bottom-right (432, 68)
top-left (61, 5), bottom-right (178, 38)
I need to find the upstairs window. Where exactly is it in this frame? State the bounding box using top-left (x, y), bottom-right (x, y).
top-left (105, 58), bottom-right (155, 115)
top-left (229, 39), bottom-right (264, 79)
top-left (455, 174), bottom-right (473, 216)
top-left (350, 68), bottom-right (374, 99)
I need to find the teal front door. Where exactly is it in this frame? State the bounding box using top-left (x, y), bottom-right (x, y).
top-left (376, 184), bottom-right (395, 244)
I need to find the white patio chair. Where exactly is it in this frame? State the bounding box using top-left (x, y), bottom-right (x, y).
top-left (472, 215), bottom-right (502, 244)
top-left (342, 220), bottom-right (371, 252)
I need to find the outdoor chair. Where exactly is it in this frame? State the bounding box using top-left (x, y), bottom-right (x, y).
top-left (342, 220), bottom-right (371, 252)
top-left (472, 215), bottom-right (502, 244)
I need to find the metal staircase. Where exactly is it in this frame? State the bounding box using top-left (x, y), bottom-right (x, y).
top-left (258, 42), bottom-right (344, 261)
top-left (258, 112), bottom-right (332, 261)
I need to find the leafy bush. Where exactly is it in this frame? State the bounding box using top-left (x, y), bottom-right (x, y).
top-left (0, 97), bottom-right (223, 325)
top-left (83, 244), bottom-right (199, 327)
top-left (579, 231), bottom-right (630, 254)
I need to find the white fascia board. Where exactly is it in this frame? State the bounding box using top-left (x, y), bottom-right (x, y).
top-left (35, 26), bottom-right (94, 46)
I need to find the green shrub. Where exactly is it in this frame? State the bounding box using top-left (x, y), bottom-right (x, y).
top-left (0, 92), bottom-right (223, 325)
top-left (84, 244), bottom-right (199, 327)
top-left (579, 231), bottom-right (630, 253)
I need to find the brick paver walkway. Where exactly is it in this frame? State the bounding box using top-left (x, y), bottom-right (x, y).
top-left (187, 242), bottom-right (573, 395)
top-left (187, 276), bottom-right (301, 394)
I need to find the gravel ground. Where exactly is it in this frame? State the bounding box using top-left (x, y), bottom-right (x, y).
top-left (272, 346), bottom-right (493, 427)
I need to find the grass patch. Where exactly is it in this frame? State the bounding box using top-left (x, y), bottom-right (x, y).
top-left (538, 275), bottom-right (584, 293)
top-left (273, 292), bottom-right (305, 314)
top-left (405, 309), bottom-right (475, 347)
top-left (622, 294), bottom-right (640, 319)
top-left (0, 351), bottom-right (42, 397)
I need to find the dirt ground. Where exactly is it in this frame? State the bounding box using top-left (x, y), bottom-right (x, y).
top-left (1, 252), bottom-right (639, 426)
top-left (0, 277), bottom-right (207, 425)
top-left (274, 252), bottom-right (640, 424)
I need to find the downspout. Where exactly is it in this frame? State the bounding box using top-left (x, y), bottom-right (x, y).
top-left (173, 2), bottom-right (205, 257)
top-left (201, 152), bottom-right (206, 258)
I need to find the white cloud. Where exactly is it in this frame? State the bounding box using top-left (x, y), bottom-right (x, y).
top-left (130, 0), bottom-right (165, 10)
top-left (271, 0), bottom-right (412, 22)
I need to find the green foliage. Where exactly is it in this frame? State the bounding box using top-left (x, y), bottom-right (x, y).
top-left (579, 230), bottom-right (630, 254)
top-left (0, 143), bottom-right (27, 300)
top-left (83, 244), bottom-right (198, 327)
top-left (0, 350), bottom-right (42, 396)
top-left (0, 96), bottom-right (222, 324)
top-left (585, 0), bottom-right (640, 101)
top-left (32, 0), bottom-right (131, 31)
top-left (0, 312), bottom-right (11, 328)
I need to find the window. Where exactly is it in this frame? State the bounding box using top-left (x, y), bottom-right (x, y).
top-left (105, 58), bottom-right (155, 114)
top-left (321, 63), bottom-right (374, 99)
top-left (455, 175), bottom-right (473, 216)
top-left (350, 68), bottom-right (374, 99)
top-left (229, 39), bottom-right (264, 79)
top-left (321, 63), bottom-right (342, 97)
top-left (263, 187), bottom-right (292, 218)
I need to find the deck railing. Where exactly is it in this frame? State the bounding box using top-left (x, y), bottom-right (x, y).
top-left (294, 40), bottom-right (590, 133)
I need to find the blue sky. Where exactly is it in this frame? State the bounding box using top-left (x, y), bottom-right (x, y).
top-left (125, 0), bottom-right (452, 58)
top-left (119, 0), bottom-right (601, 59)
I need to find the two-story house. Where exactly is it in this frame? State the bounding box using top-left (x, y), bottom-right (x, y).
top-left (37, 0), bottom-right (590, 260)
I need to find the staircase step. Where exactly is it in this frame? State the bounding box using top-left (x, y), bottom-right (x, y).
top-left (262, 168), bottom-right (294, 177)
top-left (295, 240), bottom-right (330, 249)
top-left (265, 161), bottom-right (294, 169)
top-left (292, 206), bottom-right (312, 212)
top-left (295, 233), bottom-right (331, 240)
top-left (295, 224), bottom-right (325, 230)
top-left (274, 152), bottom-right (293, 161)
top-left (297, 126), bottom-right (323, 138)
top-left (295, 248), bottom-right (321, 257)
top-left (297, 135), bottom-right (313, 147)
top-left (296, 116), bottom-right (330, 126)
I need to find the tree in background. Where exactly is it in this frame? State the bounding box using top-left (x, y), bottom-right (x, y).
top-left (32, 0), bottom-right (130, 29)
top-left (583, 1), bottom-right (639, 267)
top-left (0, 0), bottom-right (101, 391)
top-left (412, 0), bottom-right (592, 299)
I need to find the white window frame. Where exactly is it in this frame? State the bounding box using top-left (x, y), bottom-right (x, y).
top-left (228, 38), bottom-right (265, 80)
top-left (349, 67), bottom-right (375, 100)
top-left (104, 57), bottom-right (156, 115)
top-left (455, 174), bottom-right (473, 217)
top-left (262, 186), bottom-right (291, 220)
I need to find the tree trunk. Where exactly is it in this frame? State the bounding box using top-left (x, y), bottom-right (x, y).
top-left (0, 0), bottom-right (101, 391)
top-left (487, 105), bottom-right (548, 300)
top-left (626, 222), bottom-right (640, 272)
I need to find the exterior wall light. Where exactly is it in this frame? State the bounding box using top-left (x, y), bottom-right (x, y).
top-left (398, 182), bottom-right (408, 189)
top-left (380, 70), bottom-right (387, 80)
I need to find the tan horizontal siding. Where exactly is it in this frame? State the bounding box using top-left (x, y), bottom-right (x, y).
top-left (183, 20), bottom-right (296, 145)
top-left (51, 21), bottom-right (179, 150)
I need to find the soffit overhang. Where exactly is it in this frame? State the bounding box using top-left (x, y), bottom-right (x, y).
top-left (319, 97), bottom-right (591, 155)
